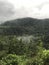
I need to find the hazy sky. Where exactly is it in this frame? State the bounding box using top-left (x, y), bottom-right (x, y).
top-left (0, 0), bottom-right (49, 23)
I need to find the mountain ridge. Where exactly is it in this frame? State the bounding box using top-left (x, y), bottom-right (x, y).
top-left (0, 17), bottom-right (49, 35)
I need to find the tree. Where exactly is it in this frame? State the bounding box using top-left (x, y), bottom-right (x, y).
top-left (0, 54), bottom-right (18, 65)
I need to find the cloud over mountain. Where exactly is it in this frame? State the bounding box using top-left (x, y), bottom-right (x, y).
top-left (0, 0), bottom-right (49, 23)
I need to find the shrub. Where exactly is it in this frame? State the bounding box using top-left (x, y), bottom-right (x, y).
top-left (0, 54), bottom-right (18, 65)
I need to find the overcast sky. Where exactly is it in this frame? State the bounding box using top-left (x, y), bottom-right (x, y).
top-left (0, 0), bottom-right (49, 23)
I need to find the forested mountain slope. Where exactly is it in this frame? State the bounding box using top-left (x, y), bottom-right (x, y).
top-left (0, 17), bottom-right (49, 35)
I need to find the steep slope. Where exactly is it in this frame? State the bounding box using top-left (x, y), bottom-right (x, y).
top-left (0, 17), bottom-right (49, 35)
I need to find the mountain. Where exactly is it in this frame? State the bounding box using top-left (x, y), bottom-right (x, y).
top-left (0, 17), bottom-right (49, 35)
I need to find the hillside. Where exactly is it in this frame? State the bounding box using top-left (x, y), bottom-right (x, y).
top-left (0, 17), bottom-right (49, 35)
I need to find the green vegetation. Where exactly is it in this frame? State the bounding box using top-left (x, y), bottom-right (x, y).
top-left (0, 35), bottom-right (49, 65)
top-left (0, 17), bottom-right (49, 65)
top-left (0, 17), bottom-right (49, 36)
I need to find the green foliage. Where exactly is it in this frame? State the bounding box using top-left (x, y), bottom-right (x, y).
top-left (42, 35), bottom-right (49, 49)
top-left (0, 17), bottom-right (49, 36)
top-left (0, 54), bottom-right (28, 65)
top-left (0, 35), bottom-right (49, 65)
top-left (0, 54), bottom-right (18, 65)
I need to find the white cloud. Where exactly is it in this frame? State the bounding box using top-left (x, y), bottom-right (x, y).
top-left (0, 0), bottom-right (49, 23)
top-left (7, 0), bottom-right (49, 19)
top-left (0, 0), bottom-right (15, 23)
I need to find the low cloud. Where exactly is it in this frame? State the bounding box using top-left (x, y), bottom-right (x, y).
top-left (0, 0), bottom-right (15, 23)
top-left (0, 0), bottom-right (49, 23)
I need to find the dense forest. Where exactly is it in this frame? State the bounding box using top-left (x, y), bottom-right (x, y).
top-left (0, 17), bottom-right (49, 35)
top-left (0, 17), bottom-right (49, 65)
